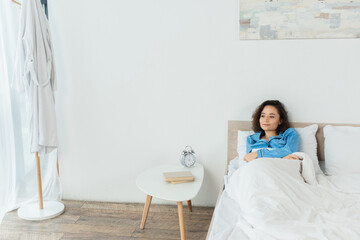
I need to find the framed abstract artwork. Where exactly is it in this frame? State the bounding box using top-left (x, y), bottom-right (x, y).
top-left (239, 0), bottom-right (360, 39)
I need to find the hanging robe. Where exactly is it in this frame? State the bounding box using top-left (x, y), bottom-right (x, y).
top-left (12, 0), bottom-right (58, 154)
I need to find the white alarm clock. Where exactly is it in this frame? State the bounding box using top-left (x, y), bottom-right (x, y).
top-left (180, 146), bottom-right (196, 167)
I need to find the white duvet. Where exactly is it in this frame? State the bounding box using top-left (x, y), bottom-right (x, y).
top-left (209, 153), bottom-right (360, 240)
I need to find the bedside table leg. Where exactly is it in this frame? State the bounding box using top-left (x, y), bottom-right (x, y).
top-left (177, 201), bottom-right (186, 240)
top-left (140, 195), bottom-right (152, 229)
top-left (187, 200), bottom-right (192, 212)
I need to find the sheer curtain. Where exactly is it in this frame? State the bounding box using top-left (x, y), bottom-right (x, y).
top-left (0, 0), bottom-right (61, 223)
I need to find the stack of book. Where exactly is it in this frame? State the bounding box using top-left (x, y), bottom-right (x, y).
top-left (163, 171), bottom-right (195, 184)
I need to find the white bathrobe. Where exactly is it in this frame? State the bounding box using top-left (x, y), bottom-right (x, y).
top-left (12, 0), bottom-right (58, 154)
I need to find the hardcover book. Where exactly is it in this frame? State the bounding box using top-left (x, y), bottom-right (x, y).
top-left (163, 171), bottom-right (194, 183)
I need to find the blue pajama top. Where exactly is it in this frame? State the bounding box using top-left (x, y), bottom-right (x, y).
top-left (246, 128), bottom-right (299, 158)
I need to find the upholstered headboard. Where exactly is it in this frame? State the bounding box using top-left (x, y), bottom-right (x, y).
top-left (227, 121), bottom-right (360, 165)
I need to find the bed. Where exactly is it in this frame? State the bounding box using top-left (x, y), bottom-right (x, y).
top-left (206, 121), bottom-right (360, 240)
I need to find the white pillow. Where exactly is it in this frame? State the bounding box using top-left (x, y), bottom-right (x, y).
top-left (324, 125), bottom-right (360, 175)
top-left (295, 124), bottom-right (322, 174)
top-left (237, 125), bottom-right (321, 174)
top-left (237, 130), bottom-right (254, 162)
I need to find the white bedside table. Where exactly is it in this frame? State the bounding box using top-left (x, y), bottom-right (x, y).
top-left (136, 163), bottom-right (204, 240)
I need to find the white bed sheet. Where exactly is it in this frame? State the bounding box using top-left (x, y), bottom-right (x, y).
top-left (209, 157), bottom-right (360, 240)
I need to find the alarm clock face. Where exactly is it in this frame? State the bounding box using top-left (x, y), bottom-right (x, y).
top-left (184, 154), bottom-right (196, 167)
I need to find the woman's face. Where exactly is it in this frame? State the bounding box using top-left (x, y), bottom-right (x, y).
top-left (259, 105), bottom-right (282, 132)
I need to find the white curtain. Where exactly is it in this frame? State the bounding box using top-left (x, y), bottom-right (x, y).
top-left (0, 0), bottom-right (61, 223)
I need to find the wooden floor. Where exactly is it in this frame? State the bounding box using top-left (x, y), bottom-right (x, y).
top-left (0, 200), bottom-right (214, 240)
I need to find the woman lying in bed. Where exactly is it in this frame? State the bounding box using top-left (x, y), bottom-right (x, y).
top-left (244, 100), bottom-right (300, 162)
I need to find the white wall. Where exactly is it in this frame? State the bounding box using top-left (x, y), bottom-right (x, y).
top-left (49, 0), bottom-right (360, 206)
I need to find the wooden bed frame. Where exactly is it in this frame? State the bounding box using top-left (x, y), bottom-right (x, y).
top-left (206, 120), bottom-right (360, 239)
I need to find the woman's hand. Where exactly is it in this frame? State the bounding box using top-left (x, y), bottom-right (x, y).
top-left (243, 152), bottom-right (258, 162)
top-left (282, 154), bottom-right (300, 160)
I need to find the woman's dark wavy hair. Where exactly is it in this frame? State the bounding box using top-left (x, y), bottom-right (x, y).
top-left (252, 100), bottom-right (290, 134)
